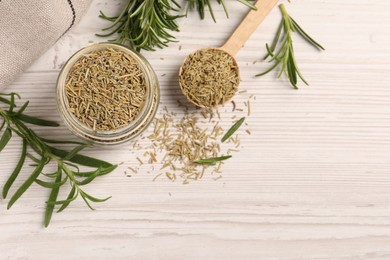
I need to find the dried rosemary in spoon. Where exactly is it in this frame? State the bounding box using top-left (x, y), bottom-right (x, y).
top-left (65, 48), bottom-right (147, 131)
top-left (179, 0), bottom-right (278, 108)
top-left (179, 48), bottom-right (240, 108)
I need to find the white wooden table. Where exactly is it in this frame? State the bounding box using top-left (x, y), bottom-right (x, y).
top-left (1, 0), bottom-right (390, 259)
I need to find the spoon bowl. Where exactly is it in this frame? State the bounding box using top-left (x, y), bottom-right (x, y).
top-left (179, 47), bottom-right (240, 109)
top-left (179, 0), bottom-right (278, 109)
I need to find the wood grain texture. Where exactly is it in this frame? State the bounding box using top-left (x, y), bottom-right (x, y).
top-left (1, 0), bottom-right (390, 259)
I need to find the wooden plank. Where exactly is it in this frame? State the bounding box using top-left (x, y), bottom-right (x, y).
top-left (1, 0), bottom-right (390, 259)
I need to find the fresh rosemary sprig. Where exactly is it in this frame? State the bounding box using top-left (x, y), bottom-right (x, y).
top-left (221, 117), bottom-right (245, 142)
top-left (97, 0), bottom-right (256, 51)
top-left (97, 0), bottom-right (181, 51)
top-left (256, 4), bottom-right (325, 89)
top-left (185, 0), bottom-right (256, 22)
top-left (0, 93), bottom-right (116, 227)
top-left (194, 155), bottom-right (232, 165)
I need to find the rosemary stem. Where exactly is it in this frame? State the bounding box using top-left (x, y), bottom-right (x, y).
top-left (62, 165), bottom-right (77, 182)
top-left (1, 93), bottom-right (116, 227)
top-left (279, 3), bottom-right (287, 15)
top-left (279, 4), bottom-right (290, 37)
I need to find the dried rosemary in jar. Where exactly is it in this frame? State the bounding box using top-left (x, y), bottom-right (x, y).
top-left (57, 43), bottom-right (159, 145)
top-left (179, 48), bottom-right (240, 108)
top-left (65, 48), bottom-right (147, 131)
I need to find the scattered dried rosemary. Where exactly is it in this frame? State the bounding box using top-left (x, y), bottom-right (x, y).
top-left (179, 49), bottom-right (240, 108)
top-left (147, 108), bottom-right (225, 183)
top-left (65, 48), bottom-right (147, 131)
top-left (126, 104), bottom-right (245, 184)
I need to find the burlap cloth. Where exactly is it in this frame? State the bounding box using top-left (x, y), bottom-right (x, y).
top-left (0, 0), bottom-right (92, 90)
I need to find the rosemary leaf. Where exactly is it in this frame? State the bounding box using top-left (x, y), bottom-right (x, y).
top-left (44, 167), bottom-right (62, 227)
top-left (9, 94), bottom-right (16, 113)
top-left (63, 161), bottom-right (80, 173)
top-left (43, 171), bottom-right (61, 178)
top-left (0, 128), bottom-right (12, 152)
top-left (63, 145), bottom-right (89, 161)
top-left (0, 97), bottom-right (11, 105)
top-left (16, 114), bottom-right (59, 127)
top-left (80, 193), bottom-right (96, 211)
top-left (50, 147), bottom-right (113, 168)
top-left (194, 155), bottom-right (232, 165)
top-left (51, 195), bottom-right (78, 206)
top-left (56, 186), bottom-right (78, 213)
top-left (80, 190), bottom-right (112, 203)
top-left (221, 117), bottom-right (245, 142)
top-left (15, 101), bottom-right (29, 116)
top-left (0, 120), bottom-right (5, 132)
top-left (35, 176), bottom-right (68, 189)
top-left (27, 152), bottom-right (41, 164)
top-left (290, 17), bottom-right (325, 51)
top-left (74, 165), bottom-right (117, 178)
top-left (7, 156), bottom-right (46, 209)
top-left (39, 138), bottom-right (86, 145)
top-left (264, 20), bottom-right (283, 60)
top-left (2, 140), bottom-right (27, 199)
top-left (75, 168), bottom-right (101, 186)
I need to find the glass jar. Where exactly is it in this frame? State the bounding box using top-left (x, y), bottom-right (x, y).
top-left (56, 43), bottom-right (159, 145)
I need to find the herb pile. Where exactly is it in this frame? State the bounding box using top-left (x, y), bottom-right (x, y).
top-left (179, 48), bottom-right (240, 108)
top-left (0, 93), bottom-right (116, 227)
top-left (65, 48), bottom-right (147, 131)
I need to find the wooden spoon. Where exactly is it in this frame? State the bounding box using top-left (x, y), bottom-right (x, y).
top-left (179, 0), bottom-right (278, 108)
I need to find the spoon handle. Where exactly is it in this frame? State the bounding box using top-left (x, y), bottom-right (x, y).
top-left (220, 0), bottom-right (278, 56)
